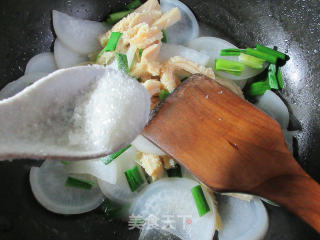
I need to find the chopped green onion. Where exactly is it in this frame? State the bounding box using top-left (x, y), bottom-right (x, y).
top-left (245, 48), bottom-right (277, 64)
top-left (105, 32), bottom-right (123, 52)
top-left (239, 53), bottom-right (265, 69)
top-left (65, 176), bottom-right (94, 190)
top-left (267, 64), bottom-right (279, 89)
top-left (101, 145), bottom-right (131, 165)
top-left (125, 166), bottom-right (144, 192)
top-left (248, 81), bottom-right (271, 96)
top-left (277, 67), bottom-right (284, 89)
top-left (191, 185), bottom-right (210, 217)
top-left (116, 53), bottom-right (129, 73)
top-left (138, 49), bottom-right (144, 58)
top-left (215, 58), bottom-right (245, 76)
top-left (161, 30), bottom-right (168, 43)
top-left (96, 32), bottom-right (122, 61)
top-left (220, 48), bottom-right (245, 56)
top-left (105, 10), bottom-right (133, 24)
top-left (166, 164), bottom-right (182, 178)
top-left (61, 160), bottom-right (71, 165)
top-left (126, 0), bottom-right (142, 10)
top-left (101, 198), bottom-right (122, 221)
top-left (159, 89), bottom-right (170, 101)
top-left (256, 44), bottom-right (286, 60)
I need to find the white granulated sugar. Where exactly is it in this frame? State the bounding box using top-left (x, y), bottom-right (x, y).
top-left (68, 68), bottom-right (150, 152)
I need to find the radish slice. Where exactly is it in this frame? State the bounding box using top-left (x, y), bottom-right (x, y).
top-left (98, 147), bottom-right (144, 204)
top-left (25, 52), bottom-right (57, 74)
top-left (29, 160), bottom-right (104, 214)
top-left (217, 195), bottom-right (268, 240)
top-left (52, 10), bottom-right (109, 55)
top-left (131, 135), bottom-right (166, 155)
top-left (67, 159), bottom-right (118, 184)
top-left (54, 39), bottom-right (88, 69)
top-left (0, 73), bottom-right (47, 100)
top-left (130, 178), bottom-right (216, 240)
top-left (158, 43), bottom-right (210, 66)
top-left (188, 37), bottom-right (268, 88)
top-left (139, 226), bottom-right (180, 240)
top-left (283, 130), bottom-right (297, 153)
top-left (160, 0), bottom-right (199, 45)
top-left (255, 90), bottom-right (289, 129)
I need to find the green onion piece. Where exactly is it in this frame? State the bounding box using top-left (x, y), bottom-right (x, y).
top-left (215, 58), bottom-right (245, 76)
top-left (101, 145), bottom-right (131, 165)
top-left (191, 185), bottom-right (210, 217)
top-left (161, 30), bottom-right (168, 43)
top-left (166, 164), bottom-right (182, 178)
top-left (277, 67), bottom-right (284, 89)
top-left (267, 64), bottom-right (279, 89)
top-left (105, 10), bottom-right (133, 24)
top-left (256, 44), bottom-right (286, 60)
top-left (101, 198), bottom-right (122, 221)
top-left (125, 166), bottom-right (145, 192)
top-left (159, 89), bottom-right (170, 101)
top-left (248, 81), bottom-right (271, 96)
top-left (139, 49), bottom-right (144, 58)
top-left (220, 48), bottom-right (245, 56)
top-left (245, 48), bottom-right (277, 64)
top-left (65, 176), bottom-right (94, 190)
top-left (61, 160), bottom-right (71, 165)
top-left (126, 0), bottom-right (142, 10)
top-left (239, 53), bottom-right (265, 69)
top-left (116, 53), bottom-right (129, 73)
top-left (95, 32), bottom-right (122, 61)
top-left (105, 32), bottom-right (122, 51)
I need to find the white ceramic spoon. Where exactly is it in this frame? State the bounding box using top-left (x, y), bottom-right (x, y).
top-left (0, 65), bottom-right (150, 160)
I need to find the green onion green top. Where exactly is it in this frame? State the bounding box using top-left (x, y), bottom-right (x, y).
top-left (65, 176), bottom-right (94, 190)
top-left (215, 58), bottom-right (245, 76)
top-left (166, 164), bottom-right (182, 178)
top-left (61, 160), bottom-right (71, 165)
top-left (126, 0), bottom-right (142, 10)
top-left (256, 44), bottom-right (286, 60)
top-left (277, 67), bottom-right (284, 89)
top-left (267, 64), bottom-right (279, 89)
top-left (161, 30), bottom-right (168, 43)
top-left (116, 53), bottom-right (130, 73)
top-left (159, 89), bottom-right (170, 101)
top-left (96, 32), bottom-right (122, 61)
top-left (125, 166), bottom-right (145, 192)
top-left (105, 10), bottom-right (133, 24)
top-left (248, 81), bottom-right (271, 96)
top-left (191, 185), bottom-right (210, 217)
top-left (101, 145), bottom-right (131, 165)
top-left (245, 48), bottom-right (277, 64)
top-left (220, 48), bottom-right (245, 56)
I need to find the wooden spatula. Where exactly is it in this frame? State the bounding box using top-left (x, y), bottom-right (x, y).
top-left (143, 74), bottom-right (320, 233)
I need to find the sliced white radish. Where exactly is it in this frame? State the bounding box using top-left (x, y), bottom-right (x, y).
top-left (158, 43), bottom-right (210, 66)
top-left (0, 73), bottom-right (47, 100)
top-left (54, 39), bottom-right (88, 69)
top-left (29, 160), bottom-right (104, 214)
top-left (25, 52), bottom-right (57, 74)
top-left (255, 90), bottom-right (289, 129)
top-left (188, 37), bottom-right (268, 88)
top-left (217, 195), bottom-right (268, 240)
top-left (67, 158), bottom-right (118, 184)
top-left (139, 226), bottom-right (180, 240)
top-left (52, 10), bottom-right (109, 55)
top-left (283, 130), bottom-right (297, 153)
top-left (130, 178), bottom-right (216, 240)
top-left (131, 135), bottom-right (166, 155)
top-left (98, 147), bottom-right (144, 204)
top-left (160, 0), bottom-right (199, 45)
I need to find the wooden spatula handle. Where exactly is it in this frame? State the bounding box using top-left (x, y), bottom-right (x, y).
top-left (252, 174), bottom-right (320, 232)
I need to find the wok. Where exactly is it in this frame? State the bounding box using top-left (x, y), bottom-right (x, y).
top-left (0, 0), bottom-right (319, 239)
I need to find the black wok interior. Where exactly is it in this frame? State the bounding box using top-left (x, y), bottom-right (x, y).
top-left (0, 0), bottom-right (319, 239)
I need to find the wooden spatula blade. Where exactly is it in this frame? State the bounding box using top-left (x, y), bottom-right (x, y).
top-left (143, 74), bottom-right (304, 192)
